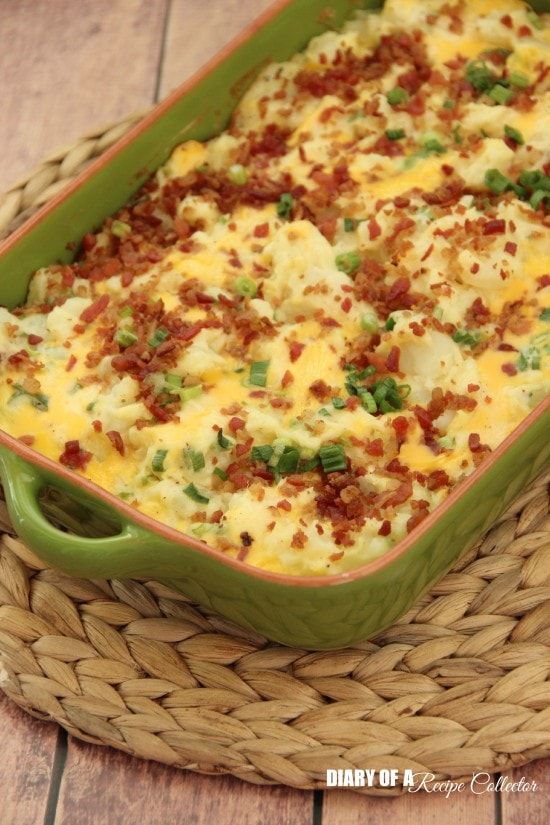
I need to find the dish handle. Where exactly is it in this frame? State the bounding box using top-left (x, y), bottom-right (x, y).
top-left (0, 446), bottom-right (153, 576)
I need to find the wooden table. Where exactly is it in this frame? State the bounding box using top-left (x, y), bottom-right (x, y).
top-left (0, 2), bottom-right (547, 823)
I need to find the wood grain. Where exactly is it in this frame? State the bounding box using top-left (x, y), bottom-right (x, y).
top-left (54, 737), bottom-right (313, 825)
top-left (322, 786), bottom-right (495, 825)
top-left (0, 693), bottom-right (59, 825)
top-left (159, 0), bottom-right (275, 98)
top-left (0, 0), bottom-right (168, 191)
top-left (501, 760), bottom-right (548, 825)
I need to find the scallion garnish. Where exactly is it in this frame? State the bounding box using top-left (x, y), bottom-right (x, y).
top-left (179, 385), bottom-right (202, 402)
top-left (386, 86), bottom-right (409, 106)
top-left (251, 445), bottom-right (274, 463)
top-left (213, 467), bottom-right (228, 481)
top-left (517, 346), bottom-right (541, 372)
top-left (385, 316), bottom-right (396, 331)
top-left (452, 329), bottom-right (481, 347)
top-left (277, 193), bottom-right (294, 220)
top-left (9, 383), bottom-right (49, 411)
top-left (509, 72), bottom-right (529, 89)
top-left (228, 164), bottom-right (248, 185)
top-left (504, 124), bottom-right (524, 145)
top-left (116, 328), bottom-right (138, 348)
top-left (343, 217), bottom-right (355, 232)
top-left (234, 276), bottom-right (257, 298)
top-left (332, 397), bottom-right (346, 410)
top-left (465, 61), bottom-right (496, 92)
top-left (184, 483), bottom-right (210, 504)
top-left (489, 85), bottom-right (513, 105)
top-left (361, 312), bottom-right (378, 333)
top-left (217, 429), bottom-right (232, 449)
top-left (184, 448), bottom-right (205, 472)
top-left (540, 308), bottom-right (550, 322)
top-left (277, 447), bottom-right (300, 474)
top-left (111, 220), bottom-right (131, 238)
top-left (148, 327), bottom-right (169, 348)
top-left (249, 360), bottom-right (269, 387)
top-left (484, 168), bottom-right (512, 195)
top-left (165, 373), bottom-right (183, 389)
top-left (359, 390), bottom-right (377, 414)
top-left (119, 306), bottom-right (133, 318)
top-left (386, 128), bottom-right (406, 140)
top-left (319, 444), bottom-right (347, 473)
top-left (335, 250), bottom-right (361, 276)
top-left (152, 449), bottom-right (168, 472)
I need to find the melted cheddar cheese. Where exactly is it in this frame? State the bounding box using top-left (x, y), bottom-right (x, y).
top-left (1, 0), bottom-right (549, 575)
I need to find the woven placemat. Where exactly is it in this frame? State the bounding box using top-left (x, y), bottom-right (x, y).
top-left (0, 116), bottom-right (549, 795)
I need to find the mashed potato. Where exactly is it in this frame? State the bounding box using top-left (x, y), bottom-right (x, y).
top-left (0, 0), bottom-right (548, 575)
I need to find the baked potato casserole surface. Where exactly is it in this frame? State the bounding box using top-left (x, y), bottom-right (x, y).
top-left (0, 0), bottom-right (549, 575)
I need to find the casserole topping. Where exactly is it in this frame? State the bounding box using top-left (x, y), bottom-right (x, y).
top-left (0, 0), bottom-right (549, 574)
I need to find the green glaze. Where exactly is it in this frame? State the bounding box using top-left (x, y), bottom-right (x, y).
top-left (0, 0), bottom-right (549, 648)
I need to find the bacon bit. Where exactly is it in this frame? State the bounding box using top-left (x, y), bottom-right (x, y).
top-left (406, 509), bottom-right (429, 533)
top-left (345, 396), bottom-right (360, 411)
top-left (309, 379), bottom-right (332, 401)
top-left (391, 416), bottom-right (409, 446)
top-left (59, 440), bottom-right (92, 471)
top-left (254, 222), bottom-right (269, 238)
top-left (341, 296), bottom-right (352, 313)
top-left (500, 13), bottom-right (513, 27)
top-left (281, 369), bottom-right (294, 389)
top-left (426, 469), bottom-right (450, 490)
top-left (368, 217), bottom-right (382, 240)
top-left (18, 435), bottom-right (35, 446)
top-left (467, 383), bottom-right (480, 392)
top-left (92, 420), bottom-right (102, 433)
top-left (289, 341), bottom-right (305, 362)
top-left (470, 263), bottom-right (480, 274)
top-left (82, 233), bottom-right (97, 251)
top-left (504, 241), bottom-right (517, 257)
top-left (518, 25), bottom-right (532, 37)
top-left (441, 164), bottom-right (454, 176)
top-left (80, 294), bottom-right (110, 324)
top-left (385, 458), bottom-right (409, 475)
top-left (383, 478), bottom-right (413, 507)
top-left (240, 531), bottom-right (253, 547)
top-left (497, 343), bottom-right (517, 352)
top-left (210, 510), bottom-right (224, 524)
top-left (483, 219), bottom-right (506, 236)
top-left (390, 217), bottom-right (415, 241)
top-left (466, 297), bottom-right (491, 327)
top-left (105, 430), bottom-right (124, 455)
top-left (266, 521), bottom-right (276, 532)
top-left (8, 350), bottom-right (30, 367)
top-left (277, 499), bottom-right (292, 512)
top-left (385, 346), bottom-right (401, 372)
top-left (291, 529), bottom-right (307, 550)
top-left (501, 362), bottom-right (517, 376)
top-left (420, 243), bottom-right (434, 262)
top-left (468, 433), bottom-right (487, 452)
top-left (378, 520), bottom-right (391, 536)
top-left (65, 354), bottom-right (77, 372)
top-left (538, 275), bottom-right (550, 290)
top-left (394, 196), bottom-right (410, 209)
top-left (366, 438), bottom-right (384, 457)
top-left (249, 390), bottom-right (267, 398)
top-left (228, 417), bottom-right (246, 433)
top-left (235, 443), bottom-right (250, 458)
top-left (27, 334), bottom-right (43, 345)
top-left (409, 321), bottom-right (425, 337)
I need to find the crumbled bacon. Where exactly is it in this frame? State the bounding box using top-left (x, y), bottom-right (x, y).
top-left (59, 440), bottom-right (92, 470)
top-left (309, 379), bottom-right (332, 401)
top-left (106, 430), bottom-right (125, 455)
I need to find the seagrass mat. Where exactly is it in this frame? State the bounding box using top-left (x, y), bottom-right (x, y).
top-left (0, 117), bottom-right (549, 795)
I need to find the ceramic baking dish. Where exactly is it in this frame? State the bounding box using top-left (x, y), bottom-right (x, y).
top-left (0, 0), bottom-right (549, 649)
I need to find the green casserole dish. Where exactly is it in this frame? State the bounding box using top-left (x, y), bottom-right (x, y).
top-left (0, 0), bottom-right (549, 649)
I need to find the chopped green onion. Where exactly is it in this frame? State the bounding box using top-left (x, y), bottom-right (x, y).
top-left (452, 329), bottom-right (480, 347)
top-left (527, 9), bottom-right (542, 29)
top-left (335, 250), bottom-right (361, 276)
top-left (9, 383), bottom-right (49, 411)
top-left (115, 328), bottom-right (138, 348)
top-left (504, 124), bottom-right (524, 145)
top-left (465, 61), bottom-right (496, 93)
top-left (489, 85), bottom-right (513, 105)
top-left (152, 449), bottom-right (168, 472)
top-left (268, 438), bottom-right (287, 468)
top-left (183, 483), bottom-right (210, 504)
top-left (359, 390), bottom-right (377, 414)
top-left (228, 164), bottom-right (248, 185)
top-left (332, 397), bottom-right (346, 409)
top-left (148, 327), bottom-right (169, 348)
top-left (385, 128), bottom-right (405, 140)
top-left (319, 444), bottom-right (347, 473)
top-left (165, 373), bottom-right (182, 388)
top-left (438, 435), bottom-right (455, 450)
top-left (299, 456), bottom-right (320, 472)
top-left (361, 312), bottom-right (378, 333)
top-left (423, 137), bottom-right (446, 155)
top-left (111, 220), bottom-right (131, 238)
top-left (318, 407), bottom-right (331, 417)
top-left (234, 276), bottom-right (257, 298)
top-left (385, 316), bottom-right (396, 331)
top-left (119, 306), bottom-right (133, 318)
top-left (452, 125), bottom-right (462, 145)
top-left (442, 99), bottom-right (455, 110)
top-left (530, 190), bottom-right (549, 211)
top-left (277, 193), bottom-right (294, 220)
top-left (213, 467), bottom-right (228, 481)
top-left (217, 429), bottom-right (232, 449)
top-left (540, 308), bottom-right (550, 322)
top-left (517, 346), bottom-right (541, 372)
top-left (249, 360), bottom-right (270, 387)
top-left (179, 385), bottom-right (202, 403)
top-left (343, 217), bottom-right (355, 232)
top-left (484, 168), bottom-right (512, 195)
top-left (371, 377), bottom-right (406, 412)
top-left (251, 445), bottom-right (274, 463)
top-left (386, 86), bottom-right (409, 106)
top-left (277, 447), bottom-right (300, 474)
top-left (86, 401), bottom-right (96, 412)
top-left (184, 448), bottom-right (205, 472)
top-left (509, 72), bottom-right (529, 89)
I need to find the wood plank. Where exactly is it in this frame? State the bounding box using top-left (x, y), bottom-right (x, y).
top-left (322, 785), bottom-right (495, 825)
top-left (159, 0), bottom-right (275, 99)
top-left (0, 693), bottom-right (60, 825)
top-left (0, 0), bottom-right (169, 191)
top-left (54, 737), bottom-right (313, 825)
top-left (501, 760), bottom-right (548, 825)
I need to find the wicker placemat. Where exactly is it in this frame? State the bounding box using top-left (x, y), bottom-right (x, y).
top-left (0, 117), bottom-right (549, 795)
